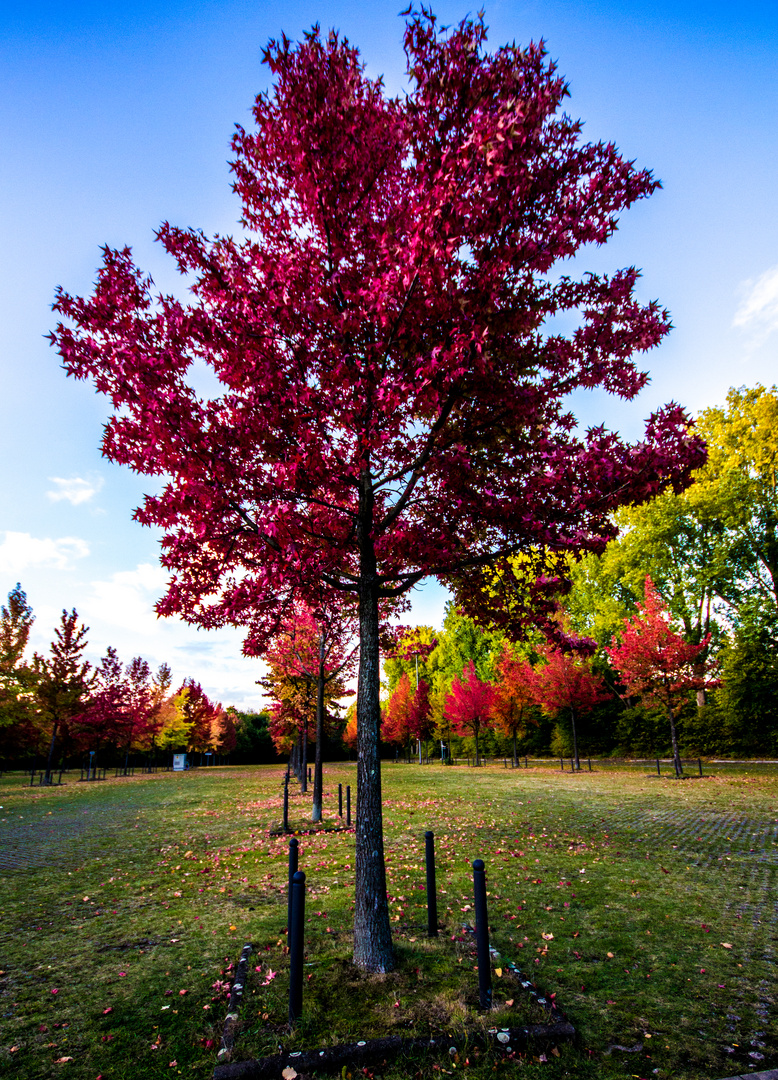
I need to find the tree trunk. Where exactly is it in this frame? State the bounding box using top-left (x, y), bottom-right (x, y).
top-left (301, 717), bottom-right (308, 793)
top-left (312, 636), bottom-right (325, 822)
top-left (569, 707), bottom-right (580, 770)
top-left (668, 708), bottom-right (682, 777)
top-left (45, 719), bottom-right (59, 784)
top-left (353, 476), bottom-right (393, 973)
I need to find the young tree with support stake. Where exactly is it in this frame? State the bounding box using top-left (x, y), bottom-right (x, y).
top-left (607, 576), bottom-right (718, 777)
top-left (532, 643), bottom-right (608, 770)
top-left (446, 660), bottom-right (496, 765)
top-left (51, 10), bottom-right (705, 971)
top-left (249, 601), bottom-right (357, 821)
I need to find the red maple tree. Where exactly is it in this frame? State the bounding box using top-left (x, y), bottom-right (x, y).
top-left (249, 604), bottom-right (356, 820)
top-left (532, 644), bottom-right (608, 770)
top-left (445, 660), bottom-right (496, 766)
top-left (51, 12), bottom-right (705, 970)
top-left (606, 577), bottom-right (717, 777)
top-left (492, 644), bottom-right (538, 765)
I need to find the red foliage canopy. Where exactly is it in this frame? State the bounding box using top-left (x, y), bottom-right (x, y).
top-left (50, 10), bottom-right (705, 971)
top-left (606, 577), bottom-right (717, 714)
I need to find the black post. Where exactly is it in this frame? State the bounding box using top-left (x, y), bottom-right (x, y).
top-left (698, 758), bottom-right (703, 777)
top-left (288, 870), bottom-right (306, 1024)
top-left (587, 758), bottom-right (592, 772)
top-left (524, 755), bottom-right (528, 769)
top-left (472, 859), bottom-right (492, 1009)
top-left (338, 783), bottom-right (343, 818)
top-left (560, 758), bottom-right (564, 771)
top-left (425, 831), bottom-right (438, 938)
top-left (307, 766), bottom-right (311, 785)
top-left (346, 785), bottom-right (352, 828)
top-left (283, 775), bottom-right (290, 833)
top-left (656, 757), bottom-right (661, 776)
top-left (287, 837), bottom-right (299, 931)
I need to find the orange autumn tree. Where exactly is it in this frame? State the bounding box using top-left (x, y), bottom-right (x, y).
top-left (492, 644), bottom-right (538, 765)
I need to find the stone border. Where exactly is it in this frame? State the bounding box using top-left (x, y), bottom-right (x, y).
top-left (216, 942), bottom-right (252, 1066)
top-left (715, 1072), bottom-right (778, 1080)
top-left (212, 934), bottom-right (575, 1078)
top-left (213, 1021), bottom-right (575, 1078)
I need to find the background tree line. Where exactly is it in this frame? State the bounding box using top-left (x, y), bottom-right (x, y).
top-left (380, 385), bottom-right (778, 762)
top-left (0, 597), bottom-right (241, 778)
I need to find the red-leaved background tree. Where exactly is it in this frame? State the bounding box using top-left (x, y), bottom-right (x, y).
top-left (607, 577), bottom-right (718, 777)
top-left (445, 660), bottom-right (496, 766)
top-left (532, 644), bottom-right (609, 770)
top-left (51, 10), bottom-right (705, 970)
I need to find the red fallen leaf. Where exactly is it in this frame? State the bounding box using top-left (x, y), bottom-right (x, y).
top-left (660, 867), bottom-right (670, 874)
top-left (178, 989), bottom-right (188, 995)
top-left (102, 1007), bottom-right (113, 1015)
top-left (164, 990), bottom-right (173, 996)
top-left (51, 988), bottom-right (59, 994)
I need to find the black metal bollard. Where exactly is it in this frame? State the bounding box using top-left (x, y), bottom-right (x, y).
top-left (287, 837), bottom-right (299, 931)
top-left (524, 755), bottom-right (528, 769)
top-left (656, 757), bottom-right (661, 776)
top-left (698, 758), bottom-right (703, 777)
top-left (308, 767), bottom-right (311, 784)
top-left (283, 775), bottom-right (290, 832)
top-left (560, 758), bottom-right (564, 771)
top-left (346, 785), bottom-right (352, 827)
top-left (338, 783), bottom-right (343, 817)
top-left (588, 758), bottom-right (592, 772)
top-left (288, 870), bottom-right (306, 1024)
top-left (425, 831), bottom-right (438, 938)
top-left (570, 758), bottom-right (574, 773)
top-left (472, 859), bottom-right (492, 1009)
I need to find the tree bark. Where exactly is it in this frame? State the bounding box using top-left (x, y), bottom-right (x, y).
top-left (570, 707), bottom-right (580, 771)
top-left (668, 708), bottom-right (682, 777)
top-left (45, 719), bottom-right (59, 784)
top-left (312, 635), bottom-right (325, 822)
top-left (301, 717), bottom-right (308, 793)
top-left (353, 475), bottom-right (393, 973)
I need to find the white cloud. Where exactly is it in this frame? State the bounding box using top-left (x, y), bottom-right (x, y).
top-left (733, 265), bottom-right (778, 343)
top-left (80, 562), bottom-right (265, 709)
top-left (0, 531), bottom-right (90, 573)
top-left (47, 475), bottom-right (104, 505)
top-left (86, 562), bottom-right (170, 637)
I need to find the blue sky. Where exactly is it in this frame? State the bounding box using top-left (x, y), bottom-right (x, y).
top-left (1, 1), bottom-right (777, 709)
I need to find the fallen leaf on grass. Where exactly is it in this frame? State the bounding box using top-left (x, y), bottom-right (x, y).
top-left (282, 1069), bottom-right (298, 1080)
top-left (607, 952), bottom-right (614, 958)
top-left (720, 942), bottom-right (733, 949)
top-left (505, 999), bottom-right (514, 1007)
top-left (541, 932), bottom-right (554, 941)
top-left (495, 968), bottom-right (502, 977)
top-left (178, 989), bottom-right (187, 996)
top-left (54, 1057), bottom-right (74, 1063)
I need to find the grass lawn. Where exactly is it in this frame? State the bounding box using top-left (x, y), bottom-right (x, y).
top-left (1, 760), bottom-right (776, 1079)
